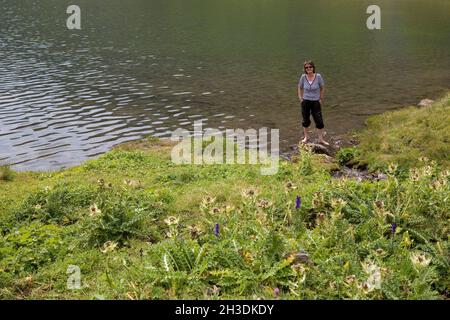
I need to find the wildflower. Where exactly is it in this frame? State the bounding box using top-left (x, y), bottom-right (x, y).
top-left (242, 251), bottom-right (254, 262)
top-left (295, 196), bottom-right (301, 209)
top-left (209, 207), bottom-right (221, 215)
top-left (343, 261), bottom-right (350, 271)
top-left (316, 212), bottom-right (325, 224)
top-left (410, 252), bottom-right (431, 267)
top-left (164, 216), bottom-right (179, 226)
top-left (418, 156), bottom-right (429, 163)
top-left (206, 285), bottom-right (221, 297)
top-left (391, 223), bottom-right (397, 234)
top-left (274, 287), bottom-right (280, 298)
top-left (440, 170), bottom-right (450, 179)
top-left (375, 248), bottom-right (386, 256)
top-left (212, 285), bottom-right (221, 295)
top-left (361, 260), bottom-right (382, 293)
top-left (409, 168), bottom-right (420, 181)
top-left (345, 275), bottom-right (356, 285)
top-left (223, 205), bottom-right (235, 214)
top-left (100, 241), bottom-right (118, 254)
top-left (331, 198), bottom-right (347, 209)
top-left (89, 203), bottom-right (101, 216)
top-left (401, 231), bottom-right (412, 248)
top-left (285, 181), bottom-right (297, 191)
top-left (214, 223), bottom-right (220, 237)
top-left (430, 180), bottom-right (443, 190)
top-left (201, 196), bottom-right (216, 207)
top-left (421, 165), bottom-right (433, 177)
top-left (97, 179), bottom-right (105, 187)
top-left (387, 163), bottom-right (398, 174)
top-left (311, 192), bottom-right (322, 208)
top-left (166, 231), bottom-right (175, 238)
top-left (123, 179), bottom-right (141, 188)
top-left (374, 200), bottom-right (384, 209)
top-left (257, 199), bottom-right (272, 209)
top-left (34, 204), bottom-right (42, 211)
top-left (188, 225), bottom-right (202, 239)
top-left (241, 188), bottom-right (259, 199)
top-left (43, 186), bottom-right (52, 192)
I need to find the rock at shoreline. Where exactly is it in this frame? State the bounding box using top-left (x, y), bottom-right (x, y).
top-left (418, 99), bottom-right (434, 107)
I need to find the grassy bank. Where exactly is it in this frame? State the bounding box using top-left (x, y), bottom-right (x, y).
top-left (0, 97), bottom-right (449, 300)
top-left (338, 93), bottom-right (450, 172)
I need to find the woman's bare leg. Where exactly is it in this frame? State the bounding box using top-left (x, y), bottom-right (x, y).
top-left (317, 129), bottom-right (329, 145)
top-left (302, 127), bottom-right (309, 143)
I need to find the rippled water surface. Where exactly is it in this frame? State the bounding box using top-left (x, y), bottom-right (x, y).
top-left (1, 0), bottom-right (449, 170)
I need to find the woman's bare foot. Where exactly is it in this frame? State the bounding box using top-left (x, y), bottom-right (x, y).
top-left (318, 139), bottom-right (330, 146)
top-left (302, 137), bottom-right (309, 144)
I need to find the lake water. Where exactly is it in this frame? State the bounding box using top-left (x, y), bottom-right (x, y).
top-left (1, 0), bottom-right (449, 170)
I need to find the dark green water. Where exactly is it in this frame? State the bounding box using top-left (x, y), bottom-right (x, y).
top-left (1, 0), bottom-right (449, 170)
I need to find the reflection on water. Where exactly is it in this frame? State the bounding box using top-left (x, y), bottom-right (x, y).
top-left (0, 0), bottom-right (449, 170)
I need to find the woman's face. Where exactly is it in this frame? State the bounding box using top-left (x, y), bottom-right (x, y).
top-left (305, 64), bottom-right (314, 74)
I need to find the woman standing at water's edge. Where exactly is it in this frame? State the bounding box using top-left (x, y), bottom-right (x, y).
top-left (298, 60), bottom-right (329, 145)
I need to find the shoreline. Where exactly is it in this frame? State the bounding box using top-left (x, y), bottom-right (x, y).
top-left (3, 90), bottom-right (449, 173)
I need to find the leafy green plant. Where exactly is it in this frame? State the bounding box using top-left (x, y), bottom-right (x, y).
top-left (0, 165), bottom-right (15, 181)
top-left (336, 147), bottom-right (359, 166)
top-left (86, 191), bottom-right (164, 247)
top-left (0, 222), bottom-right (65, 274)
top-left (15, 184), bottom-right (97, 224)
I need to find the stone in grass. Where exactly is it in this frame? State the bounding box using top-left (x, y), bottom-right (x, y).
top-left (418, 99), bottom-right (434, 107)
top-left (284, 250), bottom-right (314, 266)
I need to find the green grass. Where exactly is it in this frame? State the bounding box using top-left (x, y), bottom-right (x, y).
top-left (356, 93), bottom-right (450, 171)
top-left (0, 165), bottom-right (15, 182)
top-left (0, 97), bottom-right (449, 300)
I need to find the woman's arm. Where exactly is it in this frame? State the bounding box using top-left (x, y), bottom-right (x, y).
top-left (319, 86), bottom-right (324, 103)
top-left (298, 86), bottom-right (303, 102)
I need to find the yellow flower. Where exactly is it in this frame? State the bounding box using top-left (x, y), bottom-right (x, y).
top-left (409, 168), bottom-right (420, 181)
top-left (331, 198), bottom-right (347, 209)
top-left (257, 199), bottom-right (272, 209)
top-left (345, 275), bottom-right (356, 285)
top-left (209, 207), bottom-right (221, 215)
top-left (100, 241), bottom-right (118, 254)
top-left (97, 179), bottom-right (105, 187)
top-left (311, 192), bottom-right (323, 208)
top-left (439, 170), bottom-right (450, 178)
top-left (388, 163), bottom-right (398, 174)
top-left (201, 196), bottom-right (216, 207)
top-left (421, 165), bottom-right (433, 177)
top-left (123, 179), bottom-right (141, 188)
top-left (343, 261), bottom-right (350, 271)
top-left (360, 259), bottom-right (382, 292)
top-left (164, 216), bottom-right (180, 226)
top-left (242, 251), bottom-right (254, 263)
top-left (410, 252), bottom-right (431, 267)
top-left (241, 188), bottom-right (259, 199)
top-left (188, 225), bottom-right (202, 239)
top-left (284, 181), bottom-right (298, 191)
top-left (89, 203), bottom-right (101, 216)
top-left (223, 205), bottom-right (235, 214)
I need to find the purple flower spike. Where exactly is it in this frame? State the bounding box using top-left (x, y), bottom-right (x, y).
top-left (274, 287), bottom-right (280, 297)
top-left (391, 223), bottom-right (397, 234)
top-left (295, 196), bottom-right (301, 209)
top-left (214, 223), bottom-right (220, 237)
